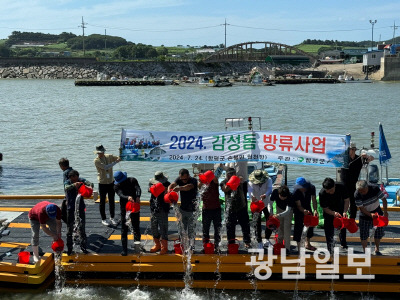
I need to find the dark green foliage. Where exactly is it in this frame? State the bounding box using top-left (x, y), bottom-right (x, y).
top-left (0, 44), bottom-right (11, 57)
top-left (112, 43), bottom-right (159, 59)
top-left (66, 34), bottom-right (128, 50)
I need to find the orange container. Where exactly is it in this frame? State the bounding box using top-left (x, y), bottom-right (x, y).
top-left (304, 215), bottom-right (319, 227)
top-left (126, 201), bottom-right (140, 213)
top-left (174, 240), bottom-right (183, 254)
top-left (199, 170), bottom-right (215, 184)
top-left (266, 216), bottom-right (280, 230)
top-left (227, 239), bottom-right (239, 254)
top-left (226, 175), bottom-right (240, 191)
top-left (78, 184), bottom-right (93, 198)
top-left (347, 218), bottom-right (359, 233)
top-left (203, 242), bottom-right (215, 254)
top-left (150, 182), bottom-right (165, 197)
top-left (51, 239), bottom-right (65, 252)
top-left (18, 251), bottom-right (30, 264)
top-left (273, 242), bottom-right (285, 255)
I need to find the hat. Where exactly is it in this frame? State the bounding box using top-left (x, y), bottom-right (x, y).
top-left (350, 142), bottom-right (358, 149)
top-left (94, 145), bottom-right (106, 154)
top-left (46, 204), bottom-right (57, 219)
top-left (114, 171), bottom-right (127, 184)
top-left (249, 170), bottom-right (269, 184)
top-left (149, 171), bottom-right (168, 184)
top-left (295, 177), bottom-right (309, 188)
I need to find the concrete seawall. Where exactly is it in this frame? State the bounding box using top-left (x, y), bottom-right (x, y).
top-left (0, 59), bottom-right (271, 79)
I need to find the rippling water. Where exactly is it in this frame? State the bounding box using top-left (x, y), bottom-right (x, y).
top-left (1, 79), bottom-right (400, 299)
top-left (1, 80), bottom-right (399, 195)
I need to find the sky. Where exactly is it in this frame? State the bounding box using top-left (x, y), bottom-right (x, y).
top-left (1, 0), bottom-right (400, 47)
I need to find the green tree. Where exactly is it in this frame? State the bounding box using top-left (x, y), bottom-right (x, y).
top-left (0, 44), bottom-right (11, 57)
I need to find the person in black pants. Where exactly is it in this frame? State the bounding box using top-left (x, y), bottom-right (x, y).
top-left (64, 170), bottom-right (92, 255)
top-left (220, 168), bottom-right (251, 249)
top-left (293, 177), bottom-right (318, 252)
top-left (199, 176), bottom-right (222, 253)
top-left (319, 178), bottom-right (350, 253)
top-left (114, 171), bottom-right (142, 256)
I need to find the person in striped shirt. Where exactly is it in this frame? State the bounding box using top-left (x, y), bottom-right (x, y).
top-left (354, 180), bottom-right (388, 255)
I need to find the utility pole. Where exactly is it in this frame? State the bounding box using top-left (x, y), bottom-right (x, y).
top-left (221, 19), bottom-right (230, 49)
top-left (104, 29), bottom-right (107, 50)
top-left (79, 16), bottom-right (87, 56)
top-left (369, 20), bottom-right (377, 50)
top-left (391, 21), bottom-right (398, 45)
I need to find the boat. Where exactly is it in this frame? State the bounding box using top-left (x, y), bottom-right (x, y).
top-left (193, 72), bottom-right (215, 86)
top-left (338, 74), bottom-right (372, 83)
top-left (212, 77), bottom-right (232, 87)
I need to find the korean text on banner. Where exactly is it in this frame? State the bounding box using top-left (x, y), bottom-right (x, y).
top-left (119, 129), bottom-right (349, 167)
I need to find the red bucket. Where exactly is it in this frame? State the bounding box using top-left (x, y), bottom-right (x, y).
top-left (164, 191), bottom-right (179, 204)
top-left (273, 242), bottom-right (285, 255)
top-left (199, 170), bottom-right (215, 184)
top-left (347, 218), bottom-right (359, 233)
top-left (251, 200), bottom-right (265, 213)
top-left (126, 201), bottom-right (140, 213)
top-left (304, 215), bottom-right (319, 227)
top-left (226, 175), bottom-right (240, 191)
top-left (203, 242), bottom-right (215, 254)
top-left (333, 217), bottom-right (344, 230)
top-left (174, 240), bottom-right (183, 254)
top-left (227, 239), bottom-right (239, 254)
top-left (78, 184), bottom-right (93, 198)
top-left (51, 239), bottom-right (64, 252)
top-left (373, 213), bottom-right (389, 227)
top-left (150, 182), bottom-right (165, 197)
top-left (18, 251), bottom-right (30, 264)
top-left (266, 216), bottom-right (280, 230)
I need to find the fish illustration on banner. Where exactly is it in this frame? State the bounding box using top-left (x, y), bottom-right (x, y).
top-left (119, 129), bottom-right (349, 167)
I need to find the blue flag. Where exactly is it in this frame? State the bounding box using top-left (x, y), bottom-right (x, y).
top-left (379, 123), bottom-right (391, 164)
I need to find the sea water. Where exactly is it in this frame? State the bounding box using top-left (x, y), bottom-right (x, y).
top-left (1, 79), bottom-right (400, 299)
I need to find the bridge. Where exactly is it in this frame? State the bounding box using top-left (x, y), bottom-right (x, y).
top-left (203, 41), bottom-right (317, 63)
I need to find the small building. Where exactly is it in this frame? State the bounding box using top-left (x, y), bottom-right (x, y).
top-left (363, 50), bottom-right (384, 73)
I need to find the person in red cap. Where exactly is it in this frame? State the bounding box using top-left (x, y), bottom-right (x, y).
top-left (28, 201), bottom-right (62, 262)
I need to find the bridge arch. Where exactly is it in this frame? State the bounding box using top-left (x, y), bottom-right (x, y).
top-left (203, 41), bottom-right (317, 63)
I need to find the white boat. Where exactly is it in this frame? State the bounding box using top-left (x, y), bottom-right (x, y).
top-left (338, 75), bottom-right (372, 83)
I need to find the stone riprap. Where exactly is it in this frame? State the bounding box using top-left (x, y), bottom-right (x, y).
top-left (0, 61), bottom-right (274, 79)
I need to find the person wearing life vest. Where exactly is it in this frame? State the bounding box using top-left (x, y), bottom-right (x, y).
top-left (28, 201), bottom-right (62, 262)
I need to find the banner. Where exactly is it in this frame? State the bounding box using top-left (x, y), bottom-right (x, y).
top-left (120, 129), bottom-right (350, 167)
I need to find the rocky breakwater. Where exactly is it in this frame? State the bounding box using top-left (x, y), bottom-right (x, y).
top-left (0, 58), bottom-right (270, 79)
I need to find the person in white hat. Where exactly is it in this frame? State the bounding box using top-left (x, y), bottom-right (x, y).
top-left (248, 169), bottom-right (273, 249)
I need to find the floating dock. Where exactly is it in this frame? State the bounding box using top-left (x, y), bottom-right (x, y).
top-left (0, 195), bottom-right (399, 293)
top-left (74, 80), bottom-right (166, 86)
top-left (274, 78), bottom-right (339, 84)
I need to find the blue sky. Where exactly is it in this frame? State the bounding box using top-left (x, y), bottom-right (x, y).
top-left (1, 0), bottom-right (400, 47)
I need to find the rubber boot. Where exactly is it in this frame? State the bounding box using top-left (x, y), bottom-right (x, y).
top-left (160, 239), bottom-right (168, 255)
top-left (32, 245), bottom-right (40, 263)
top-left (150, 238), bottom-right (161, 253)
